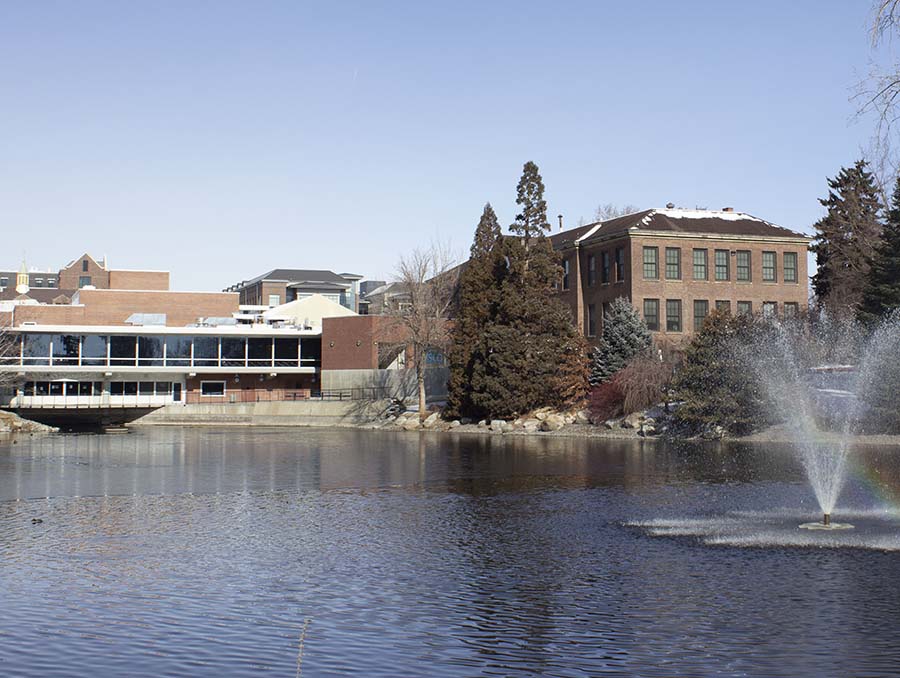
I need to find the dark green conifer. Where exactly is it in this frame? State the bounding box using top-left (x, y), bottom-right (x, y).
top-left (470, 162), bottom-right (589, 417)
top-left (445, 203), bottom-right (502, 418)
top-left (810, 160), bottom-right (883, 314)
top-left (859, 175), bottom-right (900, 324)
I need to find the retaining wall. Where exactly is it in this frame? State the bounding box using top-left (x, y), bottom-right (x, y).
top-left (130, 399), bottom-right (391, 427)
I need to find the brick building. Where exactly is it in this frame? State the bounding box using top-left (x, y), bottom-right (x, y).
top-left (550, 207), bottom-right (811, 342)
top-left (225, 269), bottom-right (363, 311)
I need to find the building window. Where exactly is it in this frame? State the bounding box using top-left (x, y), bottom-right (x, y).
top-left (784, 252), bottom-right (798, 283)
top-left (643, 299), bottom-right (660, 331)
top-left (665, 247), bottom-right (681, 280)
top-left (762, 251), bottom-right (776, 282)
top-left (615, 247), bottom-right (625, 282)
top-left (784, 302), bottom-right (799, 319)
top-left (82, 259), bottom-right (89, 272)
top-left (736, 251), bottom-right (751, 282)
top-left (715, 300), bottom-right (731, 314)
top-left (562, 259), bottom-right (570, 290)
top-left (601, 251), bottom-right (610, 284)
top-left (0, 277), bottom-right (7, 288)
top-left (737, 301), bottom-right (752, 316)
top-left (587, 254), bottom-right (596, 286)
top-left (587, 303), bottom-right (597, 337)
top-left (200, 381), bottom-right (226, 397)
top-left (268, 294), bottom-right (281, 307)
top-left (78, 276), bottom-right (92, 288)
top-left (762, 301), bottom-right (777, 317)
top-left (643, 246), bottom-right (659, 279)
top-left (666, 299), bottom-right (682, 332)
top-left (33, 278), bottom-right (43, 287)
top-left (693, 299), bottom-right (709, 331)
top-left (693, 249), bottom-right (708, 280)
top-left (715, 249), bottom-right (730, 281)
top-left (47, 278), bottom-right (56, 288)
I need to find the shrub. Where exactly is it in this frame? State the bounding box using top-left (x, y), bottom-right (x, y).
top-left (589, 377), bottom-right (625, 423)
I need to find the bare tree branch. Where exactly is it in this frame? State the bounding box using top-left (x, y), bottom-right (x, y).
top-left (386, 242), bottom-right (459, 420)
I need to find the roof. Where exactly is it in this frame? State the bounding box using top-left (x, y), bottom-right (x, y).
top-left (0, 288), bottom-right (74, 304)
top-left (551, 208), bottom-right (810, 248)
top-left (240, 269), bottom-right (353, 288)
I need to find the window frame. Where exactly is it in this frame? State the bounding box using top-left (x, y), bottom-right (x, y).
top-left (665, 247), bottom-right (681, 280)
top-left (562, 258), bottom-right (570, 291)
top-left (643, 298), bottom-right (660, 332)
top-left (587, 254), bottom-right (596, 286)
top-left (762, 251), bottom-right (776, 282)
top-left (601, 251), bottom-right (610, 284)
top-left (587, 303), bottom-right (596, 337)
top-left (693, 299), bottom-right (709, 332)
top-left (614, 247), bottom-right (625, 282)
top-left (665, 299), bottom-right (682, 332)
top-left (783, 252), bottom-right (798, 283)
top-left (692, 249), bottom-right (708, 281)
top-left (736, 250), bottom-right (751, 282)
top-left (714, 249), bottom-right (730, 281)
top-left (737, 301), bottom-right (752, 316)
top-left (200, 381), bottom-right (226, 397)
top-left (643, 246), bottom-right (659, 280)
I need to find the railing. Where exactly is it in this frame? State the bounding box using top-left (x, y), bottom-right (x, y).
top-left (5, 395), bottom-right (173, 410)
top-left (185, 388), bottom-right (312, 404)
top-left (311, 388), bottom-right (395, 401)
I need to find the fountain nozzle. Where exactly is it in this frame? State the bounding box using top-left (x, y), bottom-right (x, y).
top-left (823, 513), bottom-right (831, 526)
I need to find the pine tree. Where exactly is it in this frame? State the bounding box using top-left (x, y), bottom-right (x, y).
top-left (470, 162), bottom-right (589, 418)
top-left (589, 297), bottom-right (651, 386)
top-left (673, 312), bottom-right (772, 435)
top-left (859, 175), bottom-right (900, 324)
top-left (811, 160), bottom-right (883, 314)
top-left (445, 204), bottom-right (502, 418)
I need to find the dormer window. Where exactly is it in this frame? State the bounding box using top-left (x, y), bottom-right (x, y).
top-left (82, 259), bottom-right (89, 272)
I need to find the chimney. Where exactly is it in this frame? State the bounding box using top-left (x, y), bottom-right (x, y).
top-left (557, 214), bottom-right (563, 231)
top-left (722, 207), bottom-right (734, 212)
top-left (665, 202), bottom-right (675, 209)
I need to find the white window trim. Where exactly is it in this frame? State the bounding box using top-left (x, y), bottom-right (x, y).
top-left (200, 380), bottom-right (226, 397)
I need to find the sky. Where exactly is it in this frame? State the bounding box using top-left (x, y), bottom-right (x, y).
top-left (0, 1), bottom-right (890, 290)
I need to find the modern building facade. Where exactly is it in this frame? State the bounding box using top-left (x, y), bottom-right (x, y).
top-left (551, 207), bottom-right (811, 342)
top-left (225, 269), bottom-right (363, 312)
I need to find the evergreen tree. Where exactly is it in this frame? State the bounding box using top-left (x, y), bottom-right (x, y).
top-left (470, 162), bottom-right (589, 417)
top-left (589, 297), bottom-right (651, 386)
top-left (859, 175), bottom-right (900, 324)
top-left (811, 160), bottom-right (883, 314)
top-left (445, 203), bottom-right (502, 418)
top-left (673, 312), bottom-right (772, 435)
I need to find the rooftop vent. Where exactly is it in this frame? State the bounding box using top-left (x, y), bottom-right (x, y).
top-left (665, 202), bottom-right (675, 209)
top-left (722, 206), bottom-right (734, 212)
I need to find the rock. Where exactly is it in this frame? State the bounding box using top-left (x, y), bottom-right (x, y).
top-left (449, 420), bottom-right (461, 429)
top-left (513, 418), bottom-right (524, 427)
top-left (401, 418), bottom-right (421, 431)
top-left (639, 424), bottom-right (657, 437)
top-left (621, 412), bottom-right (643, 429)
top-left (460, 417), bottom-right (472, 425)
top-left (422, 412), bottom-right (440, 428)
top-left (701, 424), bottom-right (727, 440)
top-left (522, 418), bottom-right (541, 433)
top-left (603, 419), bottom-right (618, 430)
top-left (533, 408), bottom-right (551, 421)
top-left (501, 421), bottom-right (514, 433)
top-left (490, 419), bottom-right (505, 433)
top-left (477, 420), bottom-right (488, 428)
top-left (540, 414), bottom-right (566, 432)
top-left (575, 409), bottom-right (591, 425)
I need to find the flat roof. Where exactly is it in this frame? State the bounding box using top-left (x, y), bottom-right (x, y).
top-left (12, 324), bottom-right (321, 337)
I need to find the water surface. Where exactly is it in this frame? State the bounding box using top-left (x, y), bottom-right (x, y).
top-left (1, 428), bottom-right (899, 677)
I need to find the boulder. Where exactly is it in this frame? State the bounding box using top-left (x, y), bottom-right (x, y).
top-left (449, 420), bottom-right (461, 429)
top-left (533, 409), bottom-right (551, 421)
top-left (639, 423), bottom-right (657, 437)
top-left (422, 412), bottom-right (440, 428)
top-left (603, 419), bottom-right (618, 430)
top-left (540, 414), bottom-right (566, 432)
top-left (460, 417), bottom-right (472, 426)
top-left (575, 409), bottom-right (591, 425)
top-left (477, 420), bottom-right (488, 428)
top-left (490, 419), bottom-right (505, 433)
top-left (501, 421), bottom-right (514, 433)
top-left (621, 412), bottom-right (643, 429)
top-left (401, 418), bottom-right (421, 431)
top-left (522, 419), bottom-right (541, 433)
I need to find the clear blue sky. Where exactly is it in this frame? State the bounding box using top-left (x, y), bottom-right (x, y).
top-left (0, 1), bottom-right (884, 290)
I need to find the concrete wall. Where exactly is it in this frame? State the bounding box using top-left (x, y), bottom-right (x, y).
top-left (321, 367), bottom-right (449, 401)
top-left (131, 399), bottom-right (391, 427)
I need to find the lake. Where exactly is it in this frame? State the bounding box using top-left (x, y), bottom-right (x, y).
top-left (1, 427), bottom-right (899, 677)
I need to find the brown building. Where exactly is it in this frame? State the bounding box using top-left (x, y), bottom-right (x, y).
top-left (225, 269), bottom-right (363, 311)
top-left (550, 207), bottom-right (811, 342)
